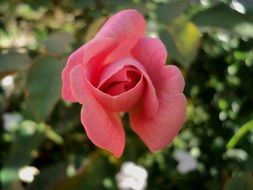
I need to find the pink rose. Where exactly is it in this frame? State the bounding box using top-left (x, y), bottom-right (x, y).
top-left (62, 9), bottom-right (186, 157)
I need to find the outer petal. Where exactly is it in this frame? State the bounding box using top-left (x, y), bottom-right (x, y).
top-left (130, 93), bottom-right (186, 151)
top-left (62, 44), bottom-right (85, 101)
top-left (132, 37), bottom-right (167, 69)
top-left (158, 65), bottom-right (185, 93)
top-left (96, 9), bottom-right (145, 44)
top-left (96, 9), bottom-right (146, 62)
top-left (62, 37), bottom-right (118, 102)
top-left (70, 64), bottom-right (125, 157)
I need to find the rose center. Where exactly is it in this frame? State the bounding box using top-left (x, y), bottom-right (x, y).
top-left (99, 66), bottom-right (141, 96)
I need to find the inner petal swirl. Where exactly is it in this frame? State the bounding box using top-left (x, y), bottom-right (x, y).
top-left (99, 66), bottom-right (141, 96)
top-left (85, 58), bottom-right (145, 112)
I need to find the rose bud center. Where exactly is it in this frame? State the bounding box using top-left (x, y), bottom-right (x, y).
top-left (99, 67), bottom-right (141, 96)
top-left (92, 58), bottom-right (145, 112)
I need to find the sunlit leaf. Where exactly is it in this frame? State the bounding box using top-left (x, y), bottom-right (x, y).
top-left (25, 56), bottom-right (64, 121)
top-left (45, 125), bottom-right (63, 145)
top-left (160, 18), bottom-right (201, 68)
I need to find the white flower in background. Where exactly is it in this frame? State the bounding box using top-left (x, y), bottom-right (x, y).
top-left (18, 166), bottom-right (40, 183)
top-left (1, 75), bottom-right (15, 96)
top-left (224, 148), bottom-right (248, 161)
top-left (147, 21), bottom-right (158, 38)
top-left (174, 150), bottom-right (197, 174)
top-left (116, 162), bottom-right (148, 190)
top-left (2, 112), bottom-right (23, 132)
top-left (200, 0), bottom-right (210, 6)
top-left (230, 0), bottom-right (246, 14)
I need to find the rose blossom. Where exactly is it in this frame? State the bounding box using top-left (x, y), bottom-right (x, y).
top-left (62, 9), bottom-right (186, 157)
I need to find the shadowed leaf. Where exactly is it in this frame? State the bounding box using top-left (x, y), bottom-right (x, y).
top-left (0, 52), bottom-right (31, 79)
top-left (224, 173), bottom-right (253, 190)
top-left (192, 4), bottom-right (253, 38)
top-left (27, 162), bottom-right (68, 190)
top-left (156, 0), bottom-right (189, 23)
top-left (53, 153), bottom-right (115, 190)
top-left (26, 56), bottom-right (64, 121)
top-left (43, 32), bottom-right (72, 54)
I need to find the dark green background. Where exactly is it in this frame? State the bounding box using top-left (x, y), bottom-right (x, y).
top-left (1, 0), bottom-right (253, 189)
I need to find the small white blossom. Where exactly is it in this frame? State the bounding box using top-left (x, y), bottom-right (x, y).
top-left (147, 21), bottom-right (158, 38)
top-left (2, 112), bottom-right (23, 132)
top-left (224, 148), bottom-right (248, 161)
top-left (1, 75), bottom-right (15, 96)
top-left (230, 0), bottom-right (246, 14)
top-left (18, 166), bottom-right (40, 183)
top-left (116, 162), bottom-right (148, 190)
top-left (174, 150), bottom-right (197, 174)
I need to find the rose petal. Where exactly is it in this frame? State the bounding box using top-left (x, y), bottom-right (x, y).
top-left (80, 105), bottom-right (125, 158)
top-left (70, 64), bottom-right (125, 157)
top-left (62, 44), bottom-right (85, 102)
top-left (130, 93), bottom-right (186, 151)
top-left (62, 37), bottom-right (118, 102)
top-left (96, 9), bottom-right (146, 63)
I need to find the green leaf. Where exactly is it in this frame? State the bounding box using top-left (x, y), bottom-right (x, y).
top-left (0, 121), bottom-right (46, 190)
top-left (26, 56), bottom-right (64, 121)
top-left (103, 0), bottom-right (147, 14)
top-left (74, 0), bottom-right (94, 8)
top-left (159, 18), bottom-right (201, 68)
top-left (156, 0), bottom-right (189, 23)
top-left (0, 52), bottom-right (31, 78)
top-left (43, 32), bottom-right (72, 54)
top-left (227, 119), bottom-right (253, 148)
top-left (192, 4), bottom-right (253, 38)
top-left (45, 125), bottom-right (63, 145)
top-left (23, 0), bottom-right (50, 9)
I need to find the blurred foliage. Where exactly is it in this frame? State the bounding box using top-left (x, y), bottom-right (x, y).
top-left (1, 0), bottom-right (253, 190)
